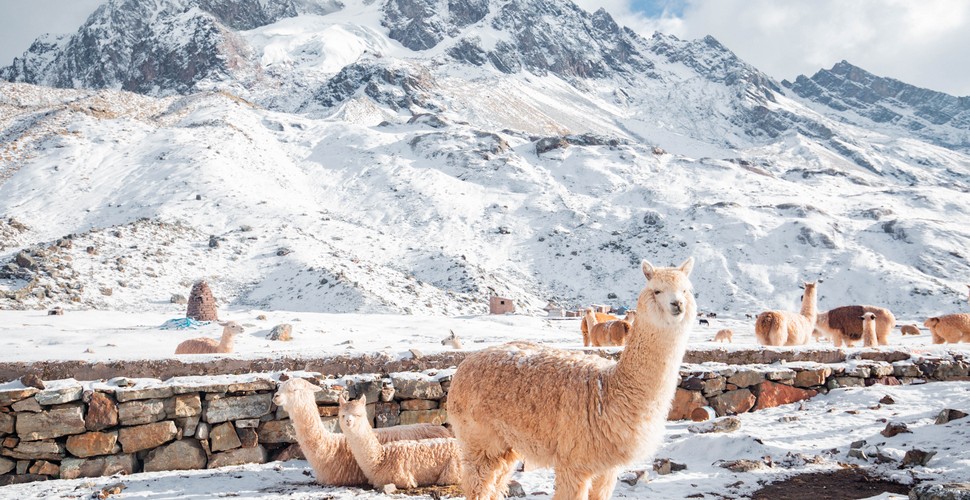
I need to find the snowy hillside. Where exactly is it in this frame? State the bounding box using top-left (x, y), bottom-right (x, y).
top-left (1, 0), bottom-right (969, 317)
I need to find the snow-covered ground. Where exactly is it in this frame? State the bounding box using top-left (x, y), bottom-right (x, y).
top-left (0, 309), bottom-right (963, 363)
top-left (1, 380), bottom-right (966, 499)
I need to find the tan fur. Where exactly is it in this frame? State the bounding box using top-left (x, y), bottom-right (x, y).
top-left (449, 257), bottom-right (696, 500)
top-left (924, 314), bottom-right (970, 344)
top-left (272, 379), bottom-right (452, 486)
top-left (713, 329), bottom-right (733, 343)
top-left (441, 330), bottom-right (463, 349)
top-left (900, 324), bottom-right (921, 336)
top-left (815, 305), bottom-right (895, 347)
top-left (860, 312), bottom-right (878, 347)
top-left (584, 308), bottom-right (632, 346)
top-left (174, 321), bottom-right (244, 354)
top-left (581, 311), bottom-right (618, 347)
top-left (338, 395), bottom-right (460, 489)
top-left (755, 282), bottom-right (817, 346)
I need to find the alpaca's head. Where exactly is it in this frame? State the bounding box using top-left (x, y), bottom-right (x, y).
top-left (338, 394), bottom-right (368, 433)
top-left (624, 310), bottom-right (637, 323)
top-left (636, 257), bottom-right (696, 330)
top-left (924, 317), bottom-right (940, 329)
top-left (273, 378), bottom-right (321, 408)
top-left (861, 312), bottom-right (876, 323)
top-left (218, 321), bottom-right (245, 337)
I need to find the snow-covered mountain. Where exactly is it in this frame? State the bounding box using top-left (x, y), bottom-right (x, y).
top-left (1, 0), bottom-right (968, 318)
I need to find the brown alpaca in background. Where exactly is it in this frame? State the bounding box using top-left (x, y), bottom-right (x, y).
top-left (272, 379), bottom-right (452, 486)
top-left (900, 324), bottom-right (921, 336)
top-left (924, 314), bottom-right (970, 344)
top-left (338, 395), bottom-right (460, 489)
top-left (814, 305), bottom-right (895, 347)
top-left (584, 308), bottom-right (632, 346)
top-left (175, 321), bottom-right (244, 354)
top-left (860, 312), bottom-right (878, 347)
top-left (581, 310), bottom-right (618, 346)
top-left (713, 329), bottom-right (733, 343)
top-left (448, 257), bottom-right (696, 500)
top-left (755, 282), bottom-right (817, 346)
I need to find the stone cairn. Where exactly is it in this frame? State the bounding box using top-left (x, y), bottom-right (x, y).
top-left (186, 281), bottom-right (218, 321)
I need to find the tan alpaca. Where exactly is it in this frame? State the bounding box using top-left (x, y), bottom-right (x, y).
top-left (174, 321), bottom-right (244, 354)
top-left (814, 305), bottom-right (895, 347)
top-left (712, 329), bottom-right (733, 343)
top-left (272, 379), bottom-right (452, 486)
top-left (623, 310), bottom-right (636, 323)
top-left (584, 308), bottom-right (632, 347)
top-left (754, 282), bottom-right (817, 346)
top-left (448, 257), bottom-right (696, 500)
top-left (924, 314), bottom-right (970, 344)
top-left (441, 330), bottom-right (463, 349)
top-left (860, 312), bottom-right (878, 347)
top-left (338, 395), bottom-right (460, 489)
top-left (900, 324), bottom-right (921, 336)
top-left (580, 310), bottom-right (618, 347)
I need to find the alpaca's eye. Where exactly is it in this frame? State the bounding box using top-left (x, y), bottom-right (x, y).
top-left (654, 290), bottom-right (661, 295)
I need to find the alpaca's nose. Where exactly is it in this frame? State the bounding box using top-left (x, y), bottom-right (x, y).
top-left (670, 301), bottom-right (683, 316)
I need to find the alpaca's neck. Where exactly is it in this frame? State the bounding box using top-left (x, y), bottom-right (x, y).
top-left (341, 422), bottom-right (383, 479)
top-left (218, 333), bottom-right (234, 353)
top-left (286, 394), bottom-right (340, 479)
top-left (609, 314), bottom-right (690, 416)
top-left (800, 288), bottom-right (817, 321)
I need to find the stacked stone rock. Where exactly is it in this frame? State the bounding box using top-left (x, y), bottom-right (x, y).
top-left (0, 353), bottom-right (967, 485)
top-left (186, 281), bottom-right (217, 321)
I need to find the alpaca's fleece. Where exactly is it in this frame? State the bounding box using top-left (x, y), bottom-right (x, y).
top-left (175, 321), bottom-right (244, 354)
top-left (814, 305), bottom-right (895, 347)
top-left (449, 257), bottom-right (696, 500)
top-left (860, 312), bottom-right (878, 347)
top-left (924, 314), bottom-right (970, 344)
top-left (755, 283), bottom-right (817, 346)
top-left (581, 311), bottom-right (618, 347)
top-left (272, 379), bottom-right (452, 486)
top-left (713, 329), bottom-right (733, 343)
top-left (900, 324), bottom-right (921, 336)
top-left (338, 395), bottom-right (460, 489)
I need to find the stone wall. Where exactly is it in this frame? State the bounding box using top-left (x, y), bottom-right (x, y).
top-left (0, 350), bottom-right (967, 485)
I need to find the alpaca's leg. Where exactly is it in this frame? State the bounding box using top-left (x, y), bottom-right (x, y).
top-left (553, 468), bottom-right (591, 500)
top-left (490, 450), bottom-right (520, 499)
top-left (767, 322), bottom-right (785, 346)
top-left (832, 331), bottom-right (844, 347)
top-left (588, 468), bottom-right (620, 500)
top-left (931, 330), bottom-right (945, 344)
top-left (459, 433), bottom-right (512, 500)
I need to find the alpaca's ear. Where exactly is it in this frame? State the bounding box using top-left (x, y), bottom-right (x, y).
top-left (359, 393), bottom-right (367, 405)
top-left (218, 321), bottom-right (227, 327)
top-left (310, 384), bottom-right (322, 393)
top-left (678, 257), bottom-right (694, 277)
top-left (338, 394), bottom-right (348, 405)
top-left (641, 260), bottom-right (655, 280)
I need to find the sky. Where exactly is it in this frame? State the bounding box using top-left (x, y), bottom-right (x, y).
top-left (0, 0), bottom-right (968, 96)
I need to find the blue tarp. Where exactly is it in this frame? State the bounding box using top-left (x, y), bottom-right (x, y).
top-left (159, 317), bottom-right (210, 330)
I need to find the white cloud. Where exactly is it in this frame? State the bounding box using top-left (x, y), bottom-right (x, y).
top-left (577, 0), bottom-right (970, 96)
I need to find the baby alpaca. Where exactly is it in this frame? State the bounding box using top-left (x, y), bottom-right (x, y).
top-left (175, 321), bottom-right (243, 354)
top-left (924, 314), bottom-right (970, 344)
top-left (272, 379), bottom-right (452, 486)
top-left (713, 329), bottom-right (733, 343)
top-left (860, 312), bottom-right (878, 347)
top-left (338, 395), bottom-right (460, 489)
top-left (900, 324), bottom-right (921, 336)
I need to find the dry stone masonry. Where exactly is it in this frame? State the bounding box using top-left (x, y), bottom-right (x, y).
top-left (186, 281), bottom-right (218, 321)
top-left (0, 349), bottom-right (967, 485)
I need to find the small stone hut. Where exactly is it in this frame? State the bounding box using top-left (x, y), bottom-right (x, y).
top-left (489, 295), bottom-right (515, 315)
top-left (186, 280), bottom-right (218, 321)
